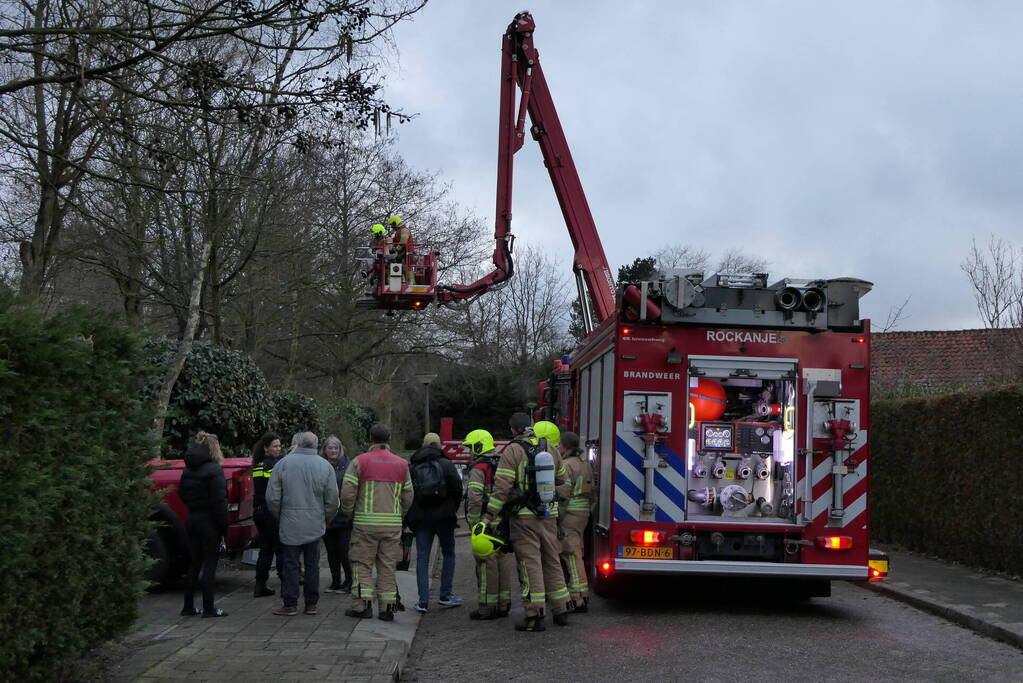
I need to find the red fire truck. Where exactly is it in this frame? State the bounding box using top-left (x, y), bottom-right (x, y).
top-left (367, 12), bottom-right (888, 596)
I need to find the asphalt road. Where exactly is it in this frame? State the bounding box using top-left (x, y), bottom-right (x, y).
top-left (402, 536), bottom-right (1023, 683)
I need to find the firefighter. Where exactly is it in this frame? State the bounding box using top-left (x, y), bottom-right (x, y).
top-left (463, 429), bottom-right (515, 620)
top-left (340, 423), bottom-right (414, 622)
top-left (484, 413), bottom-right (572, 631)
top-left (557, 431), bottom-right (593, 613)
top-left (532, 420), bottom-right (561, 455)
top-left (387, 215), bottom-right (414, 255)
top-left (370, 222), bottom-right (388, 248)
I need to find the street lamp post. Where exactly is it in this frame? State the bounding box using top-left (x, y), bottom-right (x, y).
top-left (415, 373), bottom-right (438, 435)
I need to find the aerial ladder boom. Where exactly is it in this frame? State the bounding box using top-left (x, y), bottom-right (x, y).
top-left (368, 12), bottom-right (616, 332)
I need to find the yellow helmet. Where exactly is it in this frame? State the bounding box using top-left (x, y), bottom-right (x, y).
top-left (463, 429), bottom-right (495, 456)
top-left (533, 420), bottom-right (560, 447)
top-left (371, 223), bottom-right (387, 236)
top-left (470, 522), bottom-right (505, 559)
top-left (387, 215), bottom-right (404, 227)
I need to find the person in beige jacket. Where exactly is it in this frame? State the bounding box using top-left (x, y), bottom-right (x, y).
top-left (558, 431), bottom-right (594, 613)
top-left (340, 423), bottom-right (413, 622)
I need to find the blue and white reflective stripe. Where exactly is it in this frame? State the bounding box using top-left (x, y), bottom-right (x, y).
top-left (613, 426), bottom-right (686, 522)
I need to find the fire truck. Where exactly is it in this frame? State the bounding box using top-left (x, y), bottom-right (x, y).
top-left (368, 12), bottom-right (889, 596)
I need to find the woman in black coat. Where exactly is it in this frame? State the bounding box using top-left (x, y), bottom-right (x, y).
top-left (321, 436), bottom-right (352, 593)
top-left (178, 431), bottom-right (229, 617)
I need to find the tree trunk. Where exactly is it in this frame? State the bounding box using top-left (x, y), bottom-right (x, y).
top-left (150, 240), bottom-right (213, 448)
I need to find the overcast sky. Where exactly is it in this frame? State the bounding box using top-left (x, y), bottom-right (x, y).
top-left (381, 0), bottom-right (1023, 331)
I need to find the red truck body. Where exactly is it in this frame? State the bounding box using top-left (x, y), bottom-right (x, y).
top-left (146, 457), bottom-right (256, 582)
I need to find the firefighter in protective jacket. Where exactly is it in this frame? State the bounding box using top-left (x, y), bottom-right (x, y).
top-left (557, 431), bottom-right (593, 613)
top-left (464, 429), bottom-right (515, 620)
top-left (340, 423), bottom-right (413, 622)
top-left (484, 413), bottom-right (572, 631)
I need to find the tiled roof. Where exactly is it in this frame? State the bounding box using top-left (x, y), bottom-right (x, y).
top-left (872, 328), bottom-right (1023, 391)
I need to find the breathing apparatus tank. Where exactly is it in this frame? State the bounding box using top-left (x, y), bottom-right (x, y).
top-left (533, 444), bottom-right (556, 516)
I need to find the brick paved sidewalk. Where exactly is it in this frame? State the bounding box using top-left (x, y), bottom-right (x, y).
top-left (111, 559), bottom-right (421, 682)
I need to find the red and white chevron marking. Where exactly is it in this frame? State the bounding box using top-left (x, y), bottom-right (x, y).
top-left (796, 434), bottom-right (868, 528)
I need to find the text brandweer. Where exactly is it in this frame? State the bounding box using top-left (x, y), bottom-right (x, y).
top-left (624, 371), bottom-right (682, 380)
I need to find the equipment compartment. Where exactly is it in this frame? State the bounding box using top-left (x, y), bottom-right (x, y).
top-left (686, 356), bottom-right (798, 524)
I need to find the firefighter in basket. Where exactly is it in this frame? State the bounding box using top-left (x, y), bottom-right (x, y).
top-left (483, 413), bottom-right (572, 632)
top-left (556, 431), bottom-right (593, 613)
top-left (464, 429), bottom-right (515, 620)
top-left (386, 215), bottom-right (416, 284)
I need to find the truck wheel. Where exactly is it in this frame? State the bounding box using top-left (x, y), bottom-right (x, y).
top-left (144, 527), bottom-right (174, 586)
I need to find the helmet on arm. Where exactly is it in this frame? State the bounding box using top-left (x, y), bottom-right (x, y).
top-left (471, 522), bottom-right (506, 559)
top-left (463, 429), bottom-right (495, 456)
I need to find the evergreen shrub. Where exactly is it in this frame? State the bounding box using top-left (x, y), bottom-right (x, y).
top-left (0, 292), bottom-right (153, 680)
top-left (271, 389), bottom-right (322, 442)
top-left (872, 385), bottom-right (1023, 576)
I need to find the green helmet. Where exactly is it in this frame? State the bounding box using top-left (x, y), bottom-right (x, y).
top-left (387, 215), bottom-right (404, 227)
top-left (533, 420), bottom-right (560, 447)
top-left (463, 429), bottom-right (495, 456)
top-left (371, 223), bottom-right (387, 237)
top-left (470, 522), bottom-right (505, 559)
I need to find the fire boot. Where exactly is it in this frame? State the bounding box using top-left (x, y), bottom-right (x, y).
top-left (253, 579), bottom-right (275, 598)
top-left (515, 614), bottom-right (547, 632)
top-left (378, 604), bottom-right (396, 622)
top-left (570, 597), bottom-right (589, 613)
top-left (469, 609), bottom-right (498, 621)
top-left (345, 604), bottom-right (373, 619)
top-left (552, 611), bottom-right (570, 626)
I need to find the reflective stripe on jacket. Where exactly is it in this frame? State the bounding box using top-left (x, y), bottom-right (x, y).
top-left (340, 446), bottom-right (413, 528)
top-left (561, 455), bottom-right (594, 513)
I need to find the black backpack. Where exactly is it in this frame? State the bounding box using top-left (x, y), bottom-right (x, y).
top-left (411, 457), bottom-right (447, 507)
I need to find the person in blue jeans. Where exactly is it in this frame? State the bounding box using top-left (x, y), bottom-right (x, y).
top-left (405, 433), bottom-right (464, 612)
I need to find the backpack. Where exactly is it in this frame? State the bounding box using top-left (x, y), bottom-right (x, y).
top-left (411, 457), bottom-right (447, 507)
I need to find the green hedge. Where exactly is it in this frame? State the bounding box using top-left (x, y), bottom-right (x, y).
top-left (321, 397), bottom-right (375, 453)
top-left (140, 338), bottom-right (278, 455)
top-left (872, 385), bottom-right (1023, 576)
top-left (272, 389), bottom-right (322, 441)
top-left (0, 293), bottom-right (153, 680)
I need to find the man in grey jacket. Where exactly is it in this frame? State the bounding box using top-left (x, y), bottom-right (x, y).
top-left (267, 432), bottom-right (339, 616)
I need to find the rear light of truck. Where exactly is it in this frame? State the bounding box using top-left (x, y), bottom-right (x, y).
top-left (816, 536), bottom-right (853, 550)
top-left (630, 530), bottom-right (667, 544)
top-left (600, 561), bottom-right (612, 573)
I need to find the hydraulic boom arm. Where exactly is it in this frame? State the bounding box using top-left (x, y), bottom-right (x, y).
top-left (436, 12), bottom-right (616, 326)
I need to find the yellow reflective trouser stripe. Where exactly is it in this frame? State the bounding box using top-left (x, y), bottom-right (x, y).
top-left (353, 566), bottom-right (374, 599)
top-left (378, 591), bottom-right (397, 601)
top-left (499, 590), bottom-right (511, 602)
top-left (478, 563), bottom-right (490, 605)
top-left (547, 586), bottom-right (570, 601)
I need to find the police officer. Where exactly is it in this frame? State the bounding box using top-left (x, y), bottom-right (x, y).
top-left (484, 413), bottom-right (571, 631)
top-left (557, 431), bottom-right (593, 613)
top-left (463, 429), bottom-right (515, 620)
top-left (340, 423), bottom-right (413, 622)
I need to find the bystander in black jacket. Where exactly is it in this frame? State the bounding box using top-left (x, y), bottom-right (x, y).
top-left (405, 443), bottom-right (463, 531)
top-left (178, 443), bottom-right (228, 617)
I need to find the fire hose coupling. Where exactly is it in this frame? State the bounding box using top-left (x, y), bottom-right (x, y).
top-left (736, 458), bottom-right (752, 480)
top-left (778, 496), bottom-right (792, 519)
top-left (668, 531), bottom-right (695, 546)
top-left (711, 457), bottom-right (728, 479)
top-left (757, 497), bottom-right (774, 517)
top-left (754, 456), bottom-right (771, 480)
top-left (687, 487), bottom-right (716, 508)
top-left (691, 461), bottom-right (708, 479)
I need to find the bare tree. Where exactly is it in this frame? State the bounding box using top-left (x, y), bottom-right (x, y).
top-left (880, 296), bottom-right (911, 333)
top-left (961, 235), bottom-right (1023, 328)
